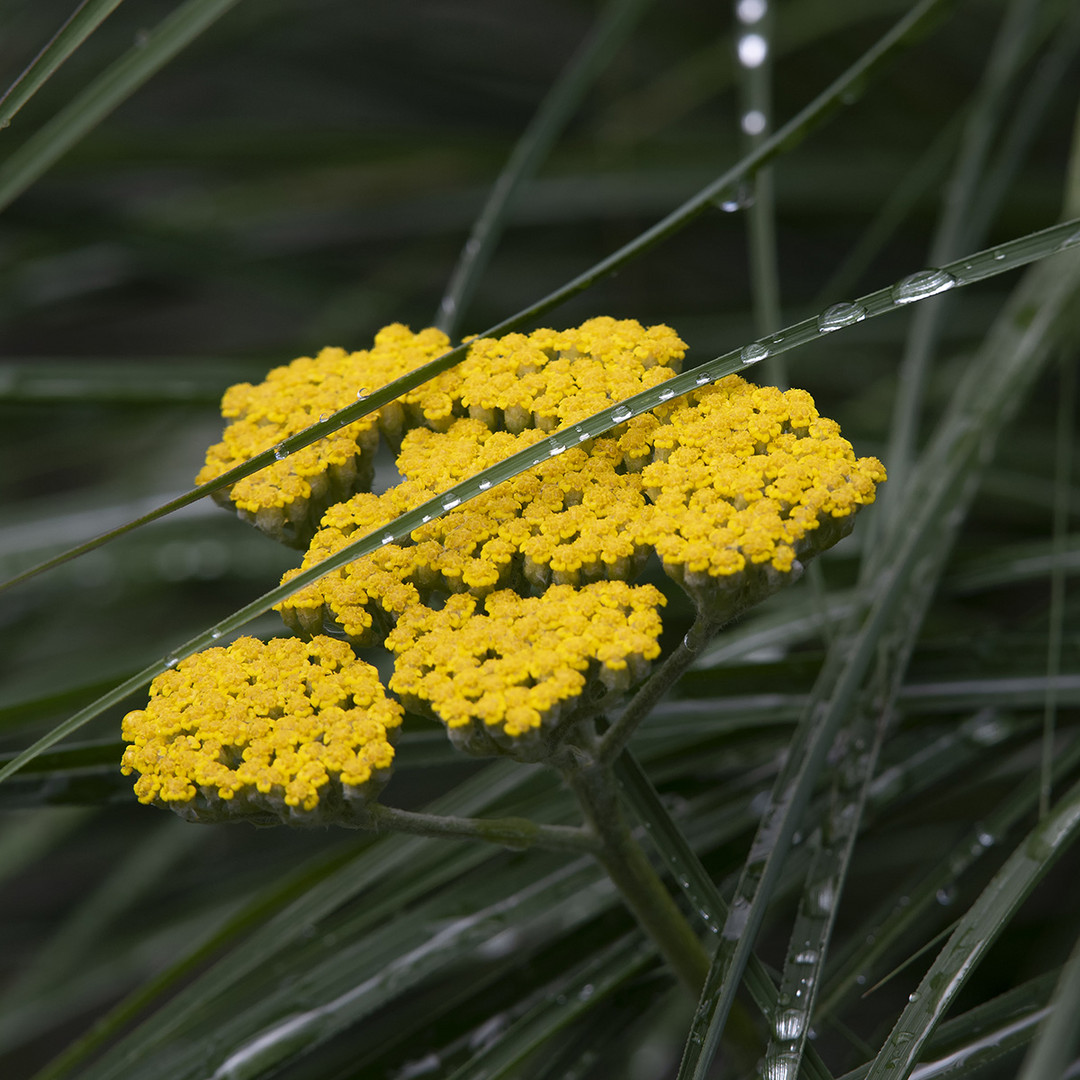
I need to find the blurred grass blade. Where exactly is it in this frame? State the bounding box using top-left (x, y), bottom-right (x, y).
top-left (0, 0), bottom-right (126, 128)
top-left (2, 217), bottom-right (1078, 789)
top-left (435, 0), bottom-right (653, 337)
top-left (0, 0), bottom-right (244, 215)
top-left (0, 0), bottom-right (959, 597)
top-left (864, 775), bottom-right (1080, 1080)
top-left (1042, 351), bottom-right (1076, 815)
top-left (1016, 924), bottom-right (1080, 1080)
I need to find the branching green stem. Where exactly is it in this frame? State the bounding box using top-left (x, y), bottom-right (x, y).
top-left (364, 804), bottom-right (601, 856)
top-left (562, 761), bottom-right (709, 992)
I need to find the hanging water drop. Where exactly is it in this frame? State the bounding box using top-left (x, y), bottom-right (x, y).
top-left (657, 386), bottom-right (676, 401)
top-left (274, 444), bottom-right (288, 461)
top-left (908, 991), bottom-right (921, 1003)
top-left (816, 302), bottom-right (867, 332)
top-left (891, 268), bottom-right (956, 305)
top-left (740, 342), bottom-right (769, 365)
top-left (356, 386), bottom-right (369, 400)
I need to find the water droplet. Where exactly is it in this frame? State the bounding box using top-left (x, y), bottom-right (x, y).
top-left (548, 444), bottom-right (566, 457)
top-left (738, 32), bottom-right (768, 68)
top-left (935, 886), bottom-right (955, 906)
top-left (695, 372), bottom-right (712, 386)
top-left (381, 534), bottom-right (395, 545)
top-left (773, 1008), bottom-right (805, 1041)
top-left (356, 387), bottom-right (369, 399)
top-left (611, 405), bottom-right (633, 423)
top-left (1061, 227), bottom-right (1080, 250)
top-left (793, 949), bottom-right (818, 965)
top-left (741, 342), bottom-right (769, 365)
top-left (442, 498), bottom-right (461, 511)
top-left (993, 249), bottom-right (1006, 260)
top-left (908, 991), bottom-right (920, 1003)
top-left (816, 302), bottom-right (867, 332)
top-left (742, 109), bottom-right (767, 136)
top-left (578, 983), bottom-right (595, 1001)
top-left (736, 0), bottom-right (766, 22)
top-left (164, 655), bottom-right (179, 669)
top-left (210, 628), bottom-right (223, 640)
top-left (977, 830), bottom-right (995, 848)
top-left (891, 268), bottom-right (956, 305)
top-left (274, 445), bottom-right (288, 460)
top-left (855, 973), bottom-right (867, 986)
top-left (657, 386), bottom-right (676, 401)
top-left (578, 430), bottom-right (591, 442)
top-left (440, 296), bottom-right (456, 317)
top-left (478, 480), bottom-right (492, 491)
top-left (809, 881), bottom-right (835, 916)
top-left (762, 1050), bottom-right (800, 1080)
top-left (421, 515), bottom-right (432, 523)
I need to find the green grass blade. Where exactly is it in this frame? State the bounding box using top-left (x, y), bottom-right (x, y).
top-left (435, 0), bottom-right (653, 337)
top-left (0, 0), bottom-right (959, 597)
top-left (2, 217), bottom-right (1077, 788)
top-left (864, 774), bottom-right (1080, 1080)
top-left (0, 0), bottom-right (244, 214)
top-left (0, 0), bottom-right (126, 128)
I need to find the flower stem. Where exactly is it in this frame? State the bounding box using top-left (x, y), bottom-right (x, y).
top-left (562, 759), bottom-right (708, 992)
top-left (597, 614), bottom-right (714, 767)
top-left (364, 803), bottom-right (601, 855)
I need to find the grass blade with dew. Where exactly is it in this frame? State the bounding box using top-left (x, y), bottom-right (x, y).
top-left (863, 774), bottom-right (1080, 1080)
top-left (0, 0), bottom-right (246, 213)
top-left (0, 0), bottom-right (126, 128)
top-left (2, 216), bottom-right (1077, 788)
top-left (675, 232), bottom-right (1080, 1080)
top-left (434, 0), bottom-right (654, 339)
top-left (0, 0), bottom-right (959, 597)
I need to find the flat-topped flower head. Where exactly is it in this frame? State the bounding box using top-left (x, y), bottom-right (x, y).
top-left (385, 582), bottom-right (666, 760)
top-left (634, 377), bottom-right (886, 619)
top-left (121, 636), bottom-right (402, 826)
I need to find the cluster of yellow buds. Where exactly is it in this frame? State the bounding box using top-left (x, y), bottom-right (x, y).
top-left (121, 636), bottom-right (401, 825)
top-left (123, 317), bottom-right (885, 820)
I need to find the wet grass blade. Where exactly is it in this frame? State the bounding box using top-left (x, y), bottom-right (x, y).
top-left (864, 774), bottom-right (1080, 1079)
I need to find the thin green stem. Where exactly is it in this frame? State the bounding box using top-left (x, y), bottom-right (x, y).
top-left (562, 762), bottom-right (708, 992)
top-left (365, 804), bottom-right (601, 856)
top-left (598, 615), bottom-right (714, 767)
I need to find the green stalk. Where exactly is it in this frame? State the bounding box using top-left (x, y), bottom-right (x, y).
top-left (562, 760), bottom-right (708, 993)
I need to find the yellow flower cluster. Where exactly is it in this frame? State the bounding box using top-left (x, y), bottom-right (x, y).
top-left (198, 317), bottom-right (685, 546)
top-left (120, 636), bottom-right (402, 824)
top-left (385, 582), bottom-right (666, 759)
top-left (180, 317), bottom-right (884, 763)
